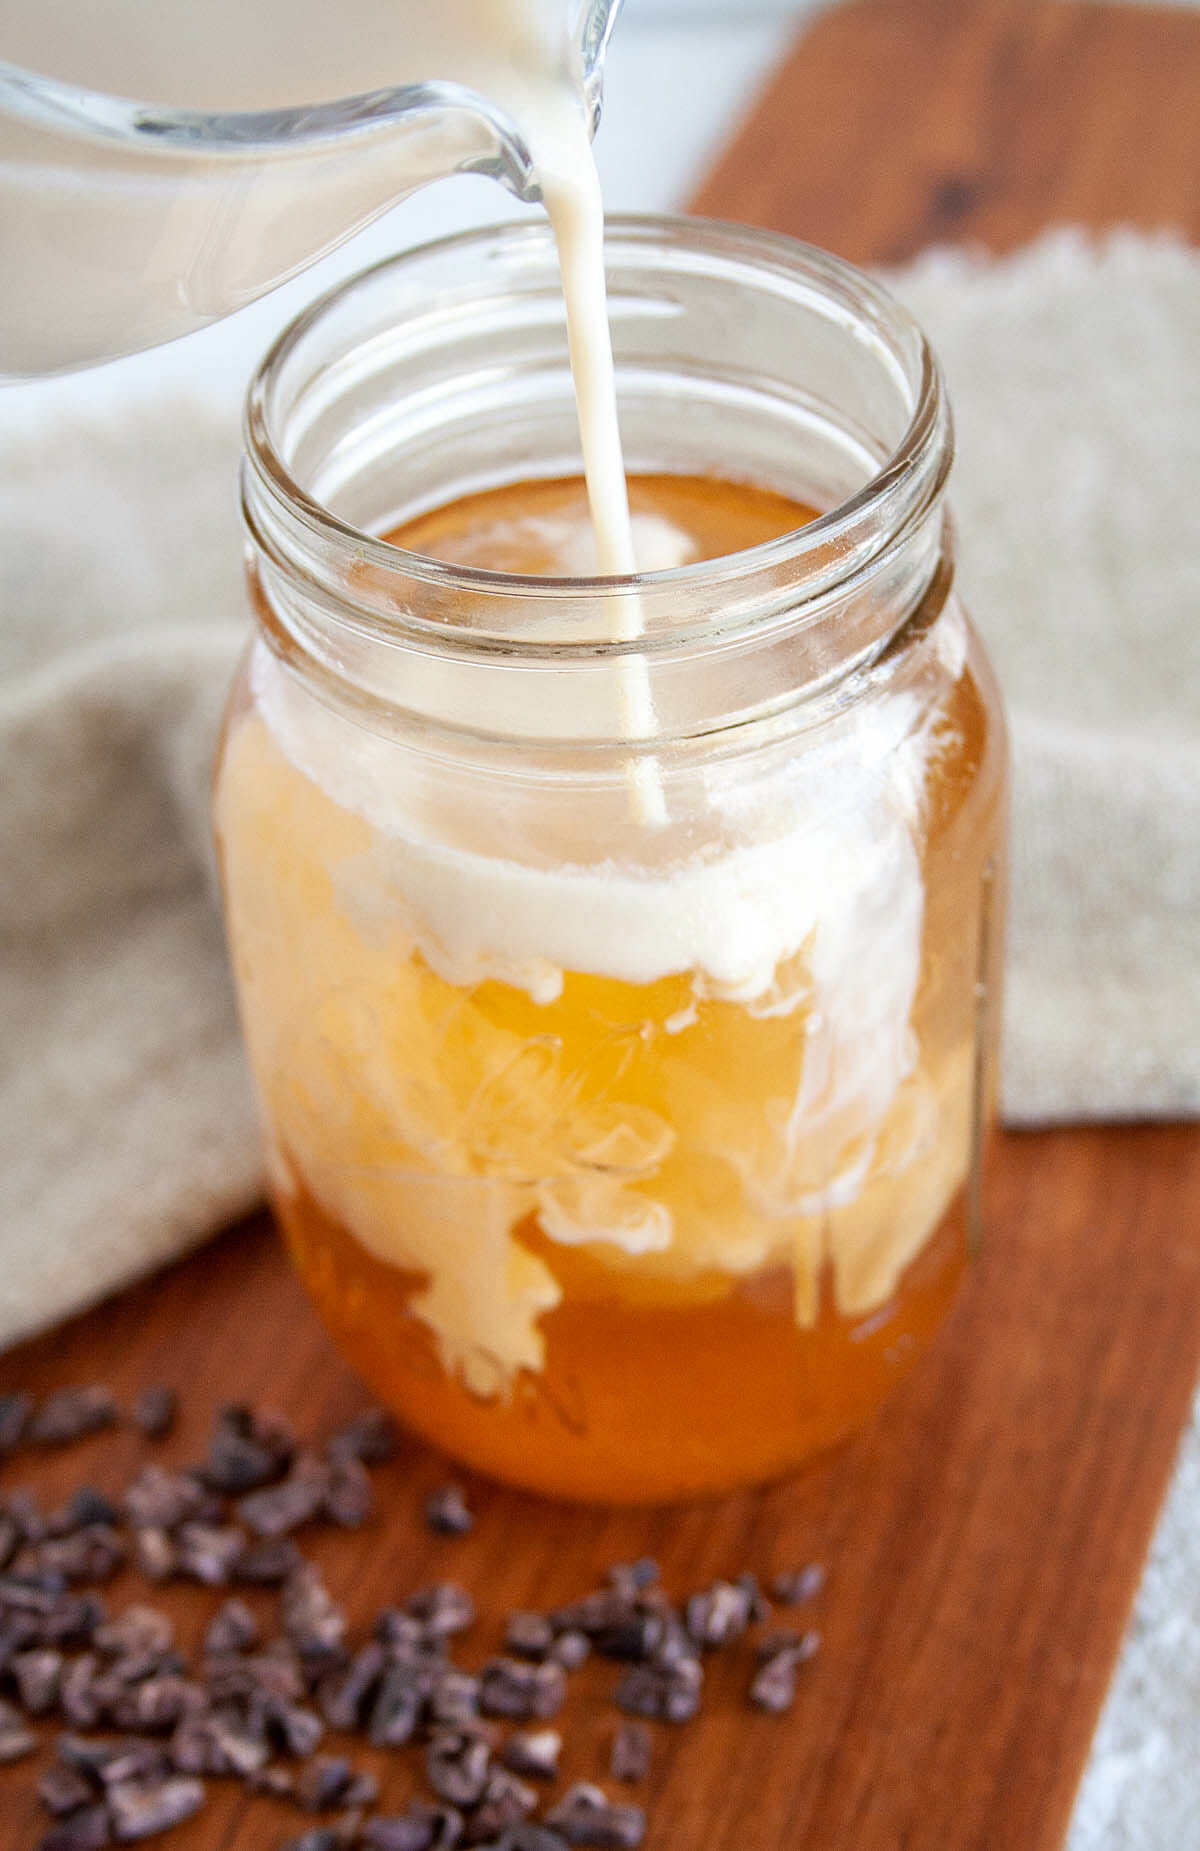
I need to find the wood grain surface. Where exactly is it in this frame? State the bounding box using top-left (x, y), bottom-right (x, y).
top-left (692, 0), bottom-right (1200, 262)
top-left (4, 4), bottom-right (1200, 1848)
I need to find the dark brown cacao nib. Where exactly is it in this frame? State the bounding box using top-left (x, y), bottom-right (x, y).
top-left (407, 1582), bottom-right (475, 1638)
top-left (325, 1407), bottom-right (399, 1467)
top-left (122, 1466), bottom-right (217, 1532)
top-left (131, 1387), bottom-right (177, 1441)
top-left (38, 1758), bottom-right (98, 1816)
top-left (13, 1644), bottom-right (64, 1713)
top-left (771, 1563), bottom-right (826, 1605)
top-left (613, 1656), bottom-right (702, 1724)
top-left (544, 1783), bottom-right (646, 1849)
top-left (36, 1802), bottom-right (114, 1851)
top-left (503, 1613), bottom-right (555, 1661)
top-left (282, 1564), bottom-right (348, 1660)
top-left (177, 1523), bottom-right (247, 1587)
top-left (295, 1753), bottom-right (357, 1812)
top-left (233, 1537), bottom-right (304, 1585)
top-left (29, 1387), bottom-right (118, 1448)
top-left (205, 1403), bottom-right (294, 1493)
top-left (500, 1727), bottom-right (561, 1781)
top-left (367, 1659), bottom-right (428, 1747)
top-left (468, 1766), bottom-right (538, 1840)
top-left (478, 1658), bottom-right (566, 1723)
top-left (608, 1722), bottom-right (651, 1784)
top-left (107, 1774), bottom-right (206, 1840)
top-left (203, 1597), bottom-right (259, 1657)
top-left (361, 1802), bottom-right (464, 1850)
top-left (425, 1728), bottom-right (492, 1807)
top-left (0, 1391), bottom-right (34, 1453)
top-left (685, 1580), bottom-right (753, 1649)
top-left (424, 1484), bottom-right (474, 1537)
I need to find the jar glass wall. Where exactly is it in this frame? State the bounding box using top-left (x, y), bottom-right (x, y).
top-left (215, 219), bottom-right (1007, 1503)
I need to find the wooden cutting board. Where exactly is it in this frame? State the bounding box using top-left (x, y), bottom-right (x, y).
top-left (3, 4), bottom-right (1199, 1847)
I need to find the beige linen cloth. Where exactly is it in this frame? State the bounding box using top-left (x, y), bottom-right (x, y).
top-left (0, 229), bottom-right (1197, 1846)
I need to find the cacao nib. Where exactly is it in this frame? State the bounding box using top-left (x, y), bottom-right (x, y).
top-left (238, 1468), bottom-right (327, 1539)
top-left (92, 1741), bottom-right (172, 1788)
top-left (367, 1661), bottom-right (427, 1748)
top-left (60, 1654), bottom-right (106, 1728)
top-left (608, 1723), bottom-right (650, 1784)
top-left (482, 1829), bottom-right (568, 1851)
top-left (36, 1802), bottom-right (113, 1851)
top-left (479, 1658), bottom-right (566, 1723)
top-left (748, 1649), bottom-right (798, 1714)
top-left (361, 1803), bottom-right (463, 1851)
top-left (57, 1732), bottom-right (133, 1775)
top-left (96, 1606), bottom-right (175, 1661)
top-left (503, 1613), bottom-right (554, 1662)
top-left (29, 1387), bottom-right (117, 1448)
top-left (263, 1696), bottom-right (325, 1759)
top-left (613, 1656), bottom-right (701, 1725)
top-left (122, 1674), bottom-right (208, 1734)
top-left (0, 1572), bottom-right (66, 1612)
top-left (771, 1563), bottom-right (826, 1605)
top-left (205, 1403), bottom-right (294, 1493)
top-left (177, 1523), bottom-right (246, 1587)
top-left (325, 1408), bottom-right (398, 1468)
top-left (295, 1753), bottom-right (356, 1812)
top-left (501, 1728), bottom-right (561, 1781)
top-left (468, 1766), bottom-right (538, 1840)
top-left (38, 1757), bottom-right (98, 1815)
top-left (13, 1645), bottom-right (63, 1713)
top-left (0, 1705), bottom-right (37, 1763)
top-left (547, 1631), bottom-right (589, 1672)
top-left (246, 1762), bottom-right (295, 1798)
top-left (36, 1526), bottom-right (126, 1585)
top-left (107, 1775), bottom-right (206, 1840)
top-left (593, 1614), bottom-right (665, 1665)
top-left (407, 1583), bottom-right (475, 1639)
top-left (425, 1484), bottom-right (474, 1538)
top-left (324, 1456), bottom-right (373, 1528)
top-left (131, 1388), bottom-right (177, 1441)
top-left (7, 1487), bottom-right (48, 1541)
top-left (607, 1562), bottom-right (659, 1599)
top-left (123, 1467), bottom-right (214, 1532)
top-left (426, 1727), bottom-right (492, 1807)
top-left (428, 1669), bottom-right (481, 1729)
top-left (282, 1564), bottom-right (347, 1661)
top-left (203, 1597), bottom-right (259, 1657)
top-left (544, 1783), bottom-right (646, 1849)
top-left (132, 1530), bottom-right (178, 1586)
top-left (54, 1487), bottom-right (121, 1532)
top-left (685, 1581), bottom-right (753, 1650)
top-left (0, 1391), bottom-right (33, 1454)
top-left (234, 1537), bottom-right (303, 1586)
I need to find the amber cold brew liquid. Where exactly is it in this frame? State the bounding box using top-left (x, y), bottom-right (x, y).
top-left (216, 470), bottom-right (1006, 1502)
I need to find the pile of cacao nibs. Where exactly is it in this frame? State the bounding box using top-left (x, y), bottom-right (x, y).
top-left (0, 1386), bottom-right (826, 1850)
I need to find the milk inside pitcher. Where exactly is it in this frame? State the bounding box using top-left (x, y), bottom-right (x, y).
top-left (0, 0), bottom-right (622, 377)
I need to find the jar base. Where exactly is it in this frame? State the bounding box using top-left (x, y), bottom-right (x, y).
top-left (273, 1179), bottom-right (969, 1505)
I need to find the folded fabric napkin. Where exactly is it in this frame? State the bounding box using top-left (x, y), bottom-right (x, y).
top-left (0, 226), bottom-right (1197, 1851)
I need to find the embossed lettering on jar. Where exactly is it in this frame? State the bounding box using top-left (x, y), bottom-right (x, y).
top-left (216, 220), bottom-right (1008, 1502)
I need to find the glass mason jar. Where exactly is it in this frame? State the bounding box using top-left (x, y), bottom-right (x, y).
top-left (216, 218), bottom-right (1007, 1504)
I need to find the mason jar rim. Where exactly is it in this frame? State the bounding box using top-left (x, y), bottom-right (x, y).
top-left (242, 214), bottom-right (952, 669)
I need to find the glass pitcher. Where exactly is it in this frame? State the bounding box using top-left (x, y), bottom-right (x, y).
top-left (0, 0), bottom-right (622, 378)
